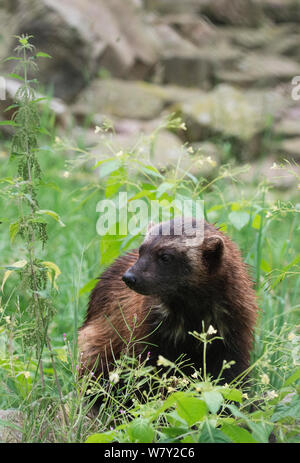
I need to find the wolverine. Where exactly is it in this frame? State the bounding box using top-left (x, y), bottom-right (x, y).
top-left (78, 217), bottom-right (258, 389)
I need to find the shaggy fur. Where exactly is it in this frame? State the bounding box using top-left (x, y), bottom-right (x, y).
top-left (78, 218), bottom-right (258, 386)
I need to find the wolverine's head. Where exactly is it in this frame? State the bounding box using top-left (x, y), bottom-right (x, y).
top-left (122, 217), bottom-right (225, 298)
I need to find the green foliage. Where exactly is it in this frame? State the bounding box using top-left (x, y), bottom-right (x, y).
top-left (0, 35), bottom-right (68, 427)
top-left (0, 34), bottom-right (299, 443)
top-left (0, 35), bottom-right (60, 357)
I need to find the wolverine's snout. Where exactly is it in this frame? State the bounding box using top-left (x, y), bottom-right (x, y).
top-left (122, 271), bottom-right (137, 289)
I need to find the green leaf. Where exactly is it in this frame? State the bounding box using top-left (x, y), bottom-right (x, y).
top-left (260, 258), bottom-right (271, 273)
top-left (203, 390), bottom-right (224, 414)
top-left (36, 52), bottom-right (52, 59)
top-left (198, 422), bottom-right (232, 443)
top-left (9, 222), bottom-right (19, 244)
top-left (248, 422), bottom-right (274, 443)
top-left (284, 368), bottom-right (300, 387)
top-left (105, 167), bottom-right (126, 198)
top-left (38, 127), bottom-right (51, 136)
top-left (36, 209), bottom-right (65, 227)
top-left (221, 423), bottom-right (258, 443)
top-left (221, 388), bottom-right (243, 403)
top-left (271, 394), bottom-right (300, 422)
top-left (1, 260), bottom-right (27, 292)
top-left (159, 426), bottom-right (188, 438)
top-left (8, 72), bottom-right (24, 81)
top-left (100, 237), bottom-right (123, 266)
top-left (175, 394), bottom-right (208, 426)
top-left (156, 182), bottom-right (174, 198)
top-left (85, 432), bottom-right (115, 443)
top-left (228, 211), bottom-right (250, 231)
top-left (4, 104), bottom-right (19, 112)
top-left (79, 278), bottom-right (98, 296)
top-left (227, 404), bottom-right (273, 443)
top-left (41, 261), bottom-right (62, 290)
top-left (126, 418), bottom-right (154, 443)
top-left (0, 120), bottom-right (17, 126)
top-left (152, 392), bottom-right (208, 424)
top-left (252, 214), bottom-right (261, 230)
top-left (98, 160), bottom-right (121, 179)
top-left (138, 164), bottom-right (164, 179)
top-left (2, 56), bottom-right (23, 62)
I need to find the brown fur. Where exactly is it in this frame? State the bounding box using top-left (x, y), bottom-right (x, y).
top-left (79, 219), bottom-right (258, 387)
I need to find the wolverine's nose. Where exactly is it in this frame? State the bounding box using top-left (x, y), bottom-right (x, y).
top-left (122, 271), bottom-right (136, 288)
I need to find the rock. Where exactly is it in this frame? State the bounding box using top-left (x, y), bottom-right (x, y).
top-left (223, 25), bottom-right (291, 51)
top-left (268, 31), bottom-right (300, 58)
top-left (0, 409), bottom-right (23, 443)
top-left (162, 13), bottom-right (219, 48)
top-left (262, 0), bottom-right (300, 23)
top-left (72, 79), bottom-right (166, 120)
top-left (144, 0), bottom-right (205, 14)
top-left (160, 41), bottom-right (241, 88)
top-left (201, 0), bottom-right (263, 26)
top-left (0, 2), bottom-right (19, 60)
top-left (2, 0), bottom-right (159, 101)
top-left (180, 84), bottom-right (290, 157)
top-left (274, 106), bottom-right (300, 138)
top-left (274, 120), bottom-right (300, 137)
top-left (71, 80), bottom-right (206, 127)
top-left (153, 23), bottom-right (200, 57)
top-left (279, 138), bottom-right (300, 160)
top-left (146, 0), bottom-right (263, 26)
top-left (217, 53), bottom-right (300, 88)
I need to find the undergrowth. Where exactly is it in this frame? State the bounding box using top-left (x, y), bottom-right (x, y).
top-left (0, 35), bottom-right (299, 443)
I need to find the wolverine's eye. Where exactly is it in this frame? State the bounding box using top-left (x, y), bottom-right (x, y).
top-left (159, 253), bottom-right (172, 264)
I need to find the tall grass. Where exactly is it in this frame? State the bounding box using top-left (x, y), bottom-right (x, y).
top-left (0, 38), bottom-right (299, 443)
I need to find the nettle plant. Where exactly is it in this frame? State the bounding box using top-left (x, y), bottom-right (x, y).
top-left (0, 35), bottom-right (67, 421)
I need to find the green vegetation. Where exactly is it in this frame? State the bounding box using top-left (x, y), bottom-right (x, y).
top-left (0, 36), bottom-right (299, 443)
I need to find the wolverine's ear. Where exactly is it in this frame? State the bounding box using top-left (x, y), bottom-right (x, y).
top-left (202, 235), bottom-right (224, 270)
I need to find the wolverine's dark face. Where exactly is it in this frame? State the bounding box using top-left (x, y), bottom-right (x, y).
top-left (122, 218), bottom-right (224, 298)
top-left (122, 234), bottom-right (192, 297)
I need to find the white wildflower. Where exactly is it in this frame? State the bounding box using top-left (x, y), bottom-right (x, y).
top-left (109, 371), bottom-right (120, 384)
top-left (167, 386), bottom-right (176, 393)
top-left (288, 332), bottom-right (296, 341)
top-left (206, 156), bottom-right (217, 167)
top-left (266, 390), bottom-right (278, 400)
top-left (261, 373), bottom-right (270, 385)
top-left (157, 355), bottom-right (173, 367)
top-left (207, 325), bottom-right (217, 335)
